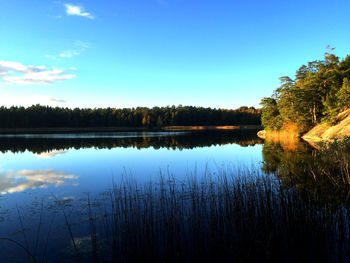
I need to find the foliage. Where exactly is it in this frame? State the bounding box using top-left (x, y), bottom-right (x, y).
top-left (337, 78), bottom-right (350, 111)
top-left (0, 105), bottom-right (261, 128)
top-left (260, 97), bottom-right (283, 130)
top-left (261, 50), bottom-right (350, 131)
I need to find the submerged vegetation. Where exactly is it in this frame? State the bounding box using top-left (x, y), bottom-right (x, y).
top-left (261, 49), bottom-right (350, 133)
top-left (0, 105), bottom-right (261, 129)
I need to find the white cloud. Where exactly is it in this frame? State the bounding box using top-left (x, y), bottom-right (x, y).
top-left (4, 69), bottom-right (75, 85)
top-left (0, 61), bottom-right (31, 74)
top-left (36, 150), bottom-right (69, 159)
top-left (64, 4), bottom-right (94, 19)
top-left (58, 41), bottom-right (89, 59)
top-left (0, 169), bottom-right (77, 194)
top-left (0, 60), bottom-right (76, 85)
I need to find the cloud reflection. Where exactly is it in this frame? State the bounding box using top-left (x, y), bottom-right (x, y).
top-left (0, 169), bottom-right (77, 194)
top-left (35, 150), bottom-right (69, 159)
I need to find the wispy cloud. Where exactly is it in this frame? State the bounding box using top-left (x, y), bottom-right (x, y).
top-left (64, 4), bottom-right (94, 19)
top-left (36, 95), bottom-right (67, 105)
top-left (60, 50), bottom-right (80, 58)
top-left (59, 40), bottom-right (89, 59)
top-left (0, 94), bottom-right (69, 107)
top-left (4, 69), bottom-right (75, 85)
top-left (49, 97), bottom-right (66, 103)
top-left (0, 60), bottom-right (76, 85)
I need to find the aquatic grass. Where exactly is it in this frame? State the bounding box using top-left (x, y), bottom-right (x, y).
top-left (76, 168), bottom-right (350, 262)
top-left (0, 237), bottom-right (37, 263)
top-left (2, 166), bottom-right (350, 262)
top-left (53, 196), bottom-right (82, 263)
top-left (0, 201), bottom-right (55, 263)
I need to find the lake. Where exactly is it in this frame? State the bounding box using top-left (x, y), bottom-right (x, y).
top-left (0, 130), bottom-right (263, 197)
top-left (0, 130), bottom-right (349, 262)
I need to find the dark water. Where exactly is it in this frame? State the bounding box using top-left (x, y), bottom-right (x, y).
top-left (0, 130), bottom-right (349, 262)
top-left (0, 130), bottom-right (261, 261)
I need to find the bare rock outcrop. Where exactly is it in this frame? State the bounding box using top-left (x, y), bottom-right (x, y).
top-left (302, 109), bottom-right (350, 143)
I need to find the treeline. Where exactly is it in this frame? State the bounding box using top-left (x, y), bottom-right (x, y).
top-left (261, 49), bottom-right (350, 132)
top-left (0, 105), bottom-right (261, 128)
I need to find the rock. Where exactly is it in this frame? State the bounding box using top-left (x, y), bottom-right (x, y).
top-left (302, 109), bottom-right (350, 143)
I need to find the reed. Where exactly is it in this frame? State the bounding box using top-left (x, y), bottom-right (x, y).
top-left (77, 168), bottom-right (350, 263)
top-left (2, 166), bottom-right (350, 262)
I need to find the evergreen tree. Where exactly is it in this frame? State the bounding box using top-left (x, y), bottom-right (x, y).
top-left (260, 97), bottom-right (283, 130)
top-left (337, 78), bottom-right (350, 111)
top-left (261, 50), bottom-right (350, 132)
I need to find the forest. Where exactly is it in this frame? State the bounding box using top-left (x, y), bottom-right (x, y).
top-left (0, 105), bottom-right (261, 128)
top-left (261, 49), bottom-right (350, 133)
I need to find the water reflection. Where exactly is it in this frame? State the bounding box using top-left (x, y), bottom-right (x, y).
top-left (35, 150), bottom-right (69, 159)
top-left (0, 130), bottom-right (263, 154)
top-left (0, 132), bottom-right (349, 262)
top-left (261, 139), bottom-right (350, 205)
top-left (0, 169), bottom-right (77, 194)
top-left (0, 131), bottom-right (183, 139)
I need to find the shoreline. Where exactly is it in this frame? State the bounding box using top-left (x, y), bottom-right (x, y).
top-left (163, 125), bottom-right (262, 131)
top-left (0, 125), bottom-right (262, 134)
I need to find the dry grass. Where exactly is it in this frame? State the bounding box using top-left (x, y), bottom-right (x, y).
top-left (258, 126), bottom-right (300, 151)
top-left (163, 125), bottom-right (261, 131)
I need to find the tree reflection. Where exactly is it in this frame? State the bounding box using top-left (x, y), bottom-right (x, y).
top-left (0, 130), bottom-right (263, 154)
top-left (261, 139), bottom-right (350, 205)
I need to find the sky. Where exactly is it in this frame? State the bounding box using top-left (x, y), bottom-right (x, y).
top-left (0, 0), bottom-right (349, 110)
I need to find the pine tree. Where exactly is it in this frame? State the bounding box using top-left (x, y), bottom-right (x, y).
top-left (337, 78), bottom-right (350, 110)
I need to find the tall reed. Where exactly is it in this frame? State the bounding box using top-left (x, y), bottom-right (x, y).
top-left (2, 167), bottom-right (350, 262)
top-left (82, 168), bottom-right (350, 263)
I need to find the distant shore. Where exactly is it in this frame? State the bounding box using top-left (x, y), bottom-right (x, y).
top-left (0, 125), bottom-right (262, 134)
top-left (163, 125), bottom-right (262, 131)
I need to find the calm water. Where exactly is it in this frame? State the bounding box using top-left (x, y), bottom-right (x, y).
top-left (0, 130), bottom-right (265, 261)
top-left (0, 130), bottom-right (263, 198)
top-left (2, 130), bottom-right (341, 262)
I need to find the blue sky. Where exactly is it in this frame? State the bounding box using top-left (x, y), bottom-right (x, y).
top-left (0, 0), bottom-right (349, 109)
